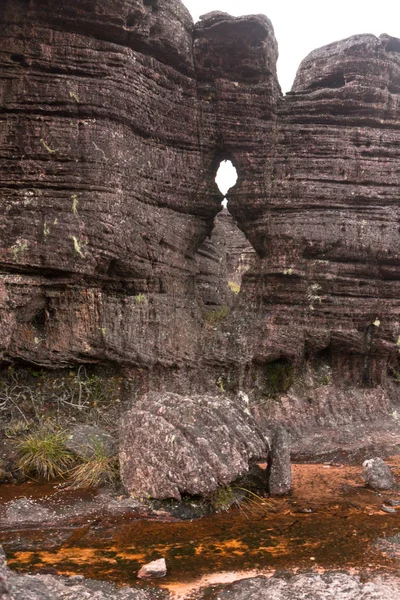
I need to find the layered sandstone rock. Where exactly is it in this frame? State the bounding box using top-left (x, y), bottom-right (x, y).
top-left (204, 27), bottom-right (400, 389)
top-left (1, 2), bottom-right (400, 450)
top-left (0, 0), bottom-right (221, 369)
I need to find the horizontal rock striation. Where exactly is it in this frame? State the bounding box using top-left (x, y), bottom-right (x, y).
top-left (1, 2), bottom-right (400, 446)
top-left (0, 0), bottom-right (221, 368)
top-left (204, 29), bottom-right (400, 389)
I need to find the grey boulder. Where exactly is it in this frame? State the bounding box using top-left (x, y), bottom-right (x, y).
top-left (119, 392), bottom-right (269, 500)
top-left (362, 457), bottom-right (394, 491)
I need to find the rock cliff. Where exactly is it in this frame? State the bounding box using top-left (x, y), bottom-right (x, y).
top-left (1, 2), bottom-right (400, 452)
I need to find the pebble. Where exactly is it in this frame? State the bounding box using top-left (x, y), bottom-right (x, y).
top-left (387, 499), bottom-right (400, 507)
top-left (381, 504), bottom-right (397, 514)
top-left (137, 558), bottom-right (167, 579)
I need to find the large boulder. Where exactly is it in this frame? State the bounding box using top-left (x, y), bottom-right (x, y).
top-left (119, 392), bottom-right (269, 500)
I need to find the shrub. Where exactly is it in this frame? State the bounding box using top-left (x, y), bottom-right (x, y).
top-left (210, 485), bottom-right (236, 512)
top-left (17, 425), bottom-right (74, 480)
top-left (69, 438), bottom-right (119, 489)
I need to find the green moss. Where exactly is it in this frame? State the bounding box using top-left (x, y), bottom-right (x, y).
top-left (12, 240), bottom-right (28, 261)
top-left (69, 91), bottom-right (80, 104)
top-left (209, 486), bottom-right (235, 512)
top-left (40, 139), bottom-right (57, 154)
top-left (216, 376), bottom-right (225, 393)
top-left (71, 194), bottom-right (79, 215)
top-left (71, 235), bottom-right (84, 257)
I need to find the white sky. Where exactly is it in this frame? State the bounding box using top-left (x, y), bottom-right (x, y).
top-left (182, 0), bottom-right (400, 93)
top-left (183, 0), bottom-right (400, 196)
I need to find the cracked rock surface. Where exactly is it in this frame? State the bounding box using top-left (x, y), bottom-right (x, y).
top-left (119, 392), bottom-right (269, 499)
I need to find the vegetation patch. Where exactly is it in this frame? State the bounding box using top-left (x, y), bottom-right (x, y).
top-left (204, 305), bottom-right (229, 327)
top-left (0, 365), bottom-right (123, 429)
top-left (1, 366), bottom-right (125, 487)
top-left (69, 438), bottom-right (119, 489)
top-left (264, 360), bottom-right (294, 396)
top-left (17, 425), bottom-right (74, 480)
top-left (209, 484), bottom-right (272, 517)
top-left (134, 293), bottom-right (147, 304)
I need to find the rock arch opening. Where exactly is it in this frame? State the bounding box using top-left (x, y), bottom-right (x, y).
top-left (215, 159), bottom-right (238, 207)
top-left (195, 158), bottom-right (256, 309)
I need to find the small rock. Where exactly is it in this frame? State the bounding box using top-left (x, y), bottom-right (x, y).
top-left (387, 499), bottom-right (400, 507)
top-left (381, 504), bottom-right (397, 514)
top-left (137, 558), bottom-right (167, 579)
top-left (362, 457), bottom-right (394, 491)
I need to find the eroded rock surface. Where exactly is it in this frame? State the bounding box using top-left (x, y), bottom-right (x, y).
top-left (208, 573), bottom-right (400, 600)
top-left (0, 2), bottom-right (400, 457)
top-left (0, 563), bottom-right (166, 600)
top-left (119, 392), bottom-right (269, 499)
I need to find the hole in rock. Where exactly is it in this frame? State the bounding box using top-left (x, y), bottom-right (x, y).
top-left (10, 54), bottom-right (26, 65)
top-left (215, 160), bottom-right (238, 208)
top-left (126, 14), bottom-right (136, 27)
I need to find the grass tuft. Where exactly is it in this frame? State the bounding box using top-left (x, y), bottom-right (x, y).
top-left (209, 484), bottom-right (273, 518)
top-left (17, 425), bottom-right (74, 480)
top-left (69, 438), bottom-right (119, 489)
